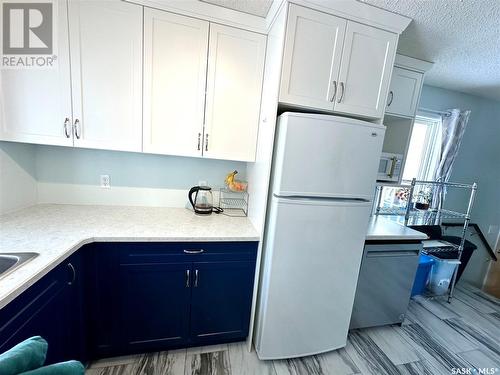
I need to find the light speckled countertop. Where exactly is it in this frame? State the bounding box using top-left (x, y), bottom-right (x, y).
top-left (0, 204), bottom-right (259, 310)
top-left (366, 216), bottom-right (428, 241)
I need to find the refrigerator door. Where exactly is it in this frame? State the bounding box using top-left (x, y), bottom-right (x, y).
top-left (255, 196), bottom-right (371, 359)
top-left (272, 112), bottom-right (385, 200)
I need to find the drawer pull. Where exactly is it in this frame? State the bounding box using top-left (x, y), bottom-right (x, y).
top-left (183, 249), bottom-right (204, 254)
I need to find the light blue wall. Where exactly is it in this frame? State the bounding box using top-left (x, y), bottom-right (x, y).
top-left (419, 85), bottom-right (500, 246)
top-left (1, 141), bottom-right (246, 191)
top-left (34, 145), bottom-right (247, 189)
top-left (0, 141), bottom-right (37, 178)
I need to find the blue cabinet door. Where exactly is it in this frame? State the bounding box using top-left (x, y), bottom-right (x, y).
top-left (0, 255), bottom-right (81, 365)
top-left (189, 261), bottom-right (256, 345)
top-left (118, 262), bottom-right (192, 353)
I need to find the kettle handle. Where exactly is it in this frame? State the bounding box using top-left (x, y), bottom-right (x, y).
top-left (188, 186), bottom-right (199, 210)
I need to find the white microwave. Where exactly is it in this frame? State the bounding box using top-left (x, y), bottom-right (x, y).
top-left (377, 152), bottom-right (403, 182)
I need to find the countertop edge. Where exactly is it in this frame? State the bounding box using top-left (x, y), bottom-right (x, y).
top-left (0, 234), bottom-right (260, 311)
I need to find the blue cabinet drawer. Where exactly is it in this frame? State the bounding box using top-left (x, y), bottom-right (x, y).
top-left (115, 242), bottom-right (258, 264)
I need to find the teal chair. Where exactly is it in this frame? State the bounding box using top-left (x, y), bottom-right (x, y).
top-left (0, 337), bottom-right (84, 375)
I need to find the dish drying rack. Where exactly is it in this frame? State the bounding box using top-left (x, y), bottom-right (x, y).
top-left (218, 188), bottom-right (249, 217)
top-left (373, 178), bottom-right (477, 302)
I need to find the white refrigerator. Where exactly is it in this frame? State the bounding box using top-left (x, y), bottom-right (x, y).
top-left (255, 112), bottom-right (385, 359)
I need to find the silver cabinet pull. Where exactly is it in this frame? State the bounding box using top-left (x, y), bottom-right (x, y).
top-left (73, 119), bottom-right (81, 139)
top-left (205, 133), bottom-right (209, 152)
top-left (197, 133), bottom-right (201, 151)
top-left (330, 81), bottom-right (337, 102)
top-left (388, 157), bottom-right (397, 178)
top-left (387, 90), bottom-right (394, 107)
top-left (337, 82), bottom-right (345, 103)
top-left (185, 269), bottom-right (190, 288)
top-left (63, 118), bottom-right (71, 138)
top-left (194, 269), bottom-right (199, 288)
top-left (183, 249), bottom-right (204, 254)
top-left (67, 263), bottom-right (76, 285)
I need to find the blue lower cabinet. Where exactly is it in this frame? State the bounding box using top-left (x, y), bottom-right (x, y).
top-left (118, 263), bottom-right (191, 353)
top-left (190, 261), bottom-right (256, 345)
top-left (0, 252), bottom-right (84, 364)
top-left (1, 241), bottom-right (258, 362)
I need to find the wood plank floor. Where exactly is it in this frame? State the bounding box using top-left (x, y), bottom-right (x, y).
top-left (86, 283), bottom-right (500, 375)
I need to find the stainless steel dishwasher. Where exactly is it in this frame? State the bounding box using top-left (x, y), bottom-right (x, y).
top-left (350, 242), bottom-right (422, 329)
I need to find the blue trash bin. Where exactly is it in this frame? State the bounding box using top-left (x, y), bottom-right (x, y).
top-left (411, 254), bottom-right (435, 296)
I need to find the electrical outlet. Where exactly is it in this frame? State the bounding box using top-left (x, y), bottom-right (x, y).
top-left (100, 175), bottom-right (111, 189)
top-left (198, 180), bottom-right (207, 186)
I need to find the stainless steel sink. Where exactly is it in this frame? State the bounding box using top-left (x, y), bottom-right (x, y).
top-left (0, 252), bottom-right (38, 278)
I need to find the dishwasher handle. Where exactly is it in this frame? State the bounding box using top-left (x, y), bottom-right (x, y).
top-left (366, 250), bottom-right (419, 258)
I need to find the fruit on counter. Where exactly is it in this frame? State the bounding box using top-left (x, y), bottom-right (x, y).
top-left (224, 170), bottom-right (248, 192)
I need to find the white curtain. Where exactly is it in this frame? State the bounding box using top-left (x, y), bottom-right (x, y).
top-left (432, 108), bottom-right (471, 208)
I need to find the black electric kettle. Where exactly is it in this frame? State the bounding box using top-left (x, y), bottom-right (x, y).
top-left (188, 186), bottom-right (223, 215)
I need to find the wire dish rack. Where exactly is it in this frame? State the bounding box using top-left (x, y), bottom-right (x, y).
top-left (373, 178), bottom-right (478, 303)
top-left (218, 188), bottom-right (249, 217)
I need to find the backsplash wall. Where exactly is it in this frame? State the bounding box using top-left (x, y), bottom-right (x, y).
top-left (1, 141), bottom-right (246, 209)
top-left (0, 142), bottom-right (38, 214)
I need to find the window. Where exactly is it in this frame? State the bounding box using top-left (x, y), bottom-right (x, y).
top-left (402, 114), bottom-right (442, 181)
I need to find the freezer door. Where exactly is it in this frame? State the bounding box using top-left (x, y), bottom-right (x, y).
top-left (255, 196), bottom-right (371, 359)
top-left (272, 113), bottom-right (385, 200)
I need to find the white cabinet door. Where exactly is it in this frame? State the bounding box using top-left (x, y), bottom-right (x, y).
top-left (143, 9), bottom-right (208, 157)
top-left (386, 67), bottom-right (423, 117)
top-left (335, 21), bottom-right (397, 119)
top-left (68, 0), bottom-right (142, 152)
top-left (0, 0), bottom-right (73, 146)
top-left (279, 5), bottom-right (346, 111)
top-left (203, 24), bottom-right (266, 162)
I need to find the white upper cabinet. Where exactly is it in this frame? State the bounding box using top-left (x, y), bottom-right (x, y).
top-left (203, 24), bottom-right (266, 162)
top-left (279, 5), bottom-right (346, 111)
top-left (335, 21), bottom-right (397, 119)
top-left (279, 4), bottom-right (398, 119)
top-left (385, 66), bottom-right (424, 118)
top-left (68, 0), bottom-right (143, 152)
top-left (0, 0), bottom-right (73, 147)
top-left (143, 9), bottom-right (208, 157)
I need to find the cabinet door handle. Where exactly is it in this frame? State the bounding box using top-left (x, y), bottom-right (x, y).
top-left (67, 263), bottom-right (76, 285)
top-left (205, 133), bottom-right (209, 152)
top-left (330, 81), bottom-right (337, 102)
top-left (73, 119), bottom-right (81, 139)
top-left (194, 269), bottom-right (199, 288)
top-left (197, 133), bottom-right (201, 151)
top-left (387, 90), bottom-right (394, 107)
top-left (185, 269), bottom-right (190, 288)
top-left (388, 157), bottom-right (397, 178)
top-left (337, 82), bottom-right (345, 103)
top-left (183, 249), bottom-right (204, 254)
top-left (63, 118), bottom-right (71, 138)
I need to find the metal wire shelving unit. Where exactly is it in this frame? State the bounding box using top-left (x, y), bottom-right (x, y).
top-left (218, 188), bottom-right (249, 217)
top-left (374, 178), bottom-right (478, 302)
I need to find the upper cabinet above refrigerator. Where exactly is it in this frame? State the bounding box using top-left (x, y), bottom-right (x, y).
top-left (279, 4), bottom-right (398, 120)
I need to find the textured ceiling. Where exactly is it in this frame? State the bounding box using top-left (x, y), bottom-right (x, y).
top-left (361, 0), bottom-right (500, 102)
top-left (199, 0), bottom-right (274, 17)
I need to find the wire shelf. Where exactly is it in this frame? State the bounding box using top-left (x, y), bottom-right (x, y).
top-left (219, 188), bottom-right (249, 217)
top-left (377, 207), bottom-right (468, 221)
top-left (423, 244), bottom-right (460, 255)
